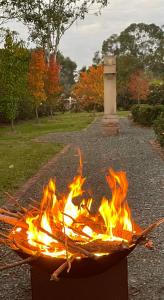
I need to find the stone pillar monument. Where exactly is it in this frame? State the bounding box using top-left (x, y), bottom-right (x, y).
top-left (102, 55), bottom-right (119, 135)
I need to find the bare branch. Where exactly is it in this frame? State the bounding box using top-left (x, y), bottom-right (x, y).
top-left (50, 255), bottom-right (76, 281)
top-left (0, 256), bottom-right (37, 271)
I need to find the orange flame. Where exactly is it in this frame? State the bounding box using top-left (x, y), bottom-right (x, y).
top-left (12, 159), bottom-right (141, 258)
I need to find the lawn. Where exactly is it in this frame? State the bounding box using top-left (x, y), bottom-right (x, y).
top-left (117, 110), bottom-right (129, 117)
top-left (0, 112), bottom-right (94, 204)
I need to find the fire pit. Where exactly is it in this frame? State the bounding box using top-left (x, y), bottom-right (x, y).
top-left (31, 256), bottom-right (129, 300)
top-left (17, 244), bottom-right (135, 278)
top-left (0, 154), bottom-right (163, 299)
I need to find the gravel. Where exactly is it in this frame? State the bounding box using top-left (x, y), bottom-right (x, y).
top-left (0, 117), bottom-right (164, 300)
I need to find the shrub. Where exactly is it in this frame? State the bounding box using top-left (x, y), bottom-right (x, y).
top-left (131, 104), bottom-right (164, 126)
top-left (148, 82), bottom-right (164, 105)
top-left (153, 113), bottom-right (164, 147)
top-left (131, 104), bottom-right (140, 122)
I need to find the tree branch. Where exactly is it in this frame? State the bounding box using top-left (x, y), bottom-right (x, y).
top-left (0, 256), bottom-right (37, 271)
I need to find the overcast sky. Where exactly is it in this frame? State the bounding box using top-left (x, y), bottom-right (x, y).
top-left (4, 0), bottom-right (164, 69)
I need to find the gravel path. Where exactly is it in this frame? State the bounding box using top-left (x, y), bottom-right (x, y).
top-left (0, 117), bottom-right (164, 300)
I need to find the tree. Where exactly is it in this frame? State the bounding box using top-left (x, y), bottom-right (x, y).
top-left (45, 53), bottom-right (62, 117)
top-left (128, 71), bottom-right (150, 104)
top-left (100, 22), bottom-right (164, 108)
top-left (0, 29), bottom-right (29, 129)
top-left (92, 51), bottom-right (102, 65)
top-left (73, 65), bottom-right (103, 110)
top-left (28, 48), bottom-right (47, 120)
top-left (117, 55), bottom-right (143, 108)
top-left (91, 50), bottom-right (143, 108)
top-left (57, 51), bottom-right (77, 96)
top-left (0, 1), bottom-right (110, 55)
top-left (0, 7), bottom-right (9, 25)
top-left (102, 23), bottom-right (164, 76)
top-left (148, 81), bottom-right (164, 105)
top-left (102, 34), bottom-right (120, 56)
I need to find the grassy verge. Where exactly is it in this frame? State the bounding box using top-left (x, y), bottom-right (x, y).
top-left (117, 110), bottom-right (130, 117)
top-left (0, 112), bottom-right (94, 204)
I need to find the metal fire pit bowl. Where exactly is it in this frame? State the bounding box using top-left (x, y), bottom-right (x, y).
top-left (16, 244), bottom-right (136, 278)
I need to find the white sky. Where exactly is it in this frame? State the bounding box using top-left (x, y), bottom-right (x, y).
top-left (3, 0), bottom-right (164, 69)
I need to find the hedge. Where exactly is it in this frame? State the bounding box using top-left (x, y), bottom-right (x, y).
top-left (153, 113), bottom-right (164, 147)
top-left (131, 104), bottom-right (164, 126)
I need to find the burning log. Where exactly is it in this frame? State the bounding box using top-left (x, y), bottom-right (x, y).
top-left (0, 212), bottom-right (163, 258)
top-left (76, 240), bottom-right (129, 253)
top-left (0, 166), bottom-right (164, 281)
top-left (38, 226), bottom-right (95, 258)
top-left (0, 208), bottom-right (21, 218)
top-left (0, 214), bottom-right (27, 229)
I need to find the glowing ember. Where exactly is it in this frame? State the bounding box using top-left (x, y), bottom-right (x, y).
top-left (10, 159), bottom-right (141, 258)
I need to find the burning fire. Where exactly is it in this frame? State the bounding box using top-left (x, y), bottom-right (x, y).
top-left (10, 158), bottom-right (141, 259)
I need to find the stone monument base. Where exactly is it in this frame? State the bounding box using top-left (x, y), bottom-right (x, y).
top-left (102, 114), bottom-right (119, 135)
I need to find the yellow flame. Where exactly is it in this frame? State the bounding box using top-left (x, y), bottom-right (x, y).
top-left (12, 164), bottom-right (140, 258)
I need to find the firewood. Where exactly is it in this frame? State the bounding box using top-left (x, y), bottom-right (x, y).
top-left (76, 240), bottom-right (129, 253)
top-left (0, 256), bottom-right (37, 271)
top-left (68, 226), bottom-right (91, 239)
top-left (0, 209), bottom-right (163, 262)
top-left (133, 217), bottom-right (164, 244)
top-left (29, 199), bottom-right (40, 207)
top-left (0, 231), bottom-right (10, 239)
top-left (0, 237), bottom-right (11, 246)
top-left (13, 240), bottom-right (39, 256)
top-left (62, 212), bottom-right (77, 223)
top-left (28, 204), bottom-right (40, 212)
top-left (0, 214), bottom-right (27, 229)
top-left (0, 208), bottom-right (21, 218)
top-left (62, 214), bottom-right (70, 269)
top-left (50, 256), bottom-right (76, 281)
top-left (4, 192), bottom-right (27, 213)
top-left (38, 226), bottom-right (95, 258)
top-left (0, 214), bottom-right (94, 258)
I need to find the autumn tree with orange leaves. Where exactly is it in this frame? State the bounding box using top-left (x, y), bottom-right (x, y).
top-left (28, 49), bottom-right (47, 120)
top-left (128, 71), bottom-right (150, 104)
top-left (73, 65), bottom-right (103, 110)
top-left (45, 54), bottom-right (62, 117)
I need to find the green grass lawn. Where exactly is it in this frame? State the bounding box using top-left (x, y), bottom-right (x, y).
top-left (117, 110), bottom-right (130, 117)
top-left (0, 112), bottom-right (94, 204)
top-left (91, 111), bottom-right (130, 117)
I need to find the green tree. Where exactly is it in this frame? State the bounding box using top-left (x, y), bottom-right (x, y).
top-left (148, 81), bottom-right (164, 105)
top-left (92, 51), bottom-right (102, 65)
top-left (117, 55), bottom-right (143, 108)
top-left (0, 0), bottom-right (110, 55)
top-left (57, 51), bottom-right (77, 96)
top-left (0, 29), bottom-right (29, 129)
top-left (102, 34), bottom-right (119, 55)
top-left (100, 23), bottom-right (164, 108)
top-left (102, 23), bottom-right (164, 75)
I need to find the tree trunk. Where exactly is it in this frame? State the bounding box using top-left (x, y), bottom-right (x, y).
top-left (35, 106), bottom-right (39, 122)
top-left (92, 103), bottom-right (96, 116)
top-left (137, 94), bottom-right (140, 105)
top-left (50, 106), bottom-right (53, 119)
top-left (11, 118), bottom-right (14, 131)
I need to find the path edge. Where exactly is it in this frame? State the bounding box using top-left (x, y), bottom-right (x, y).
top-left (5, 144), bottom-right (71, 205)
